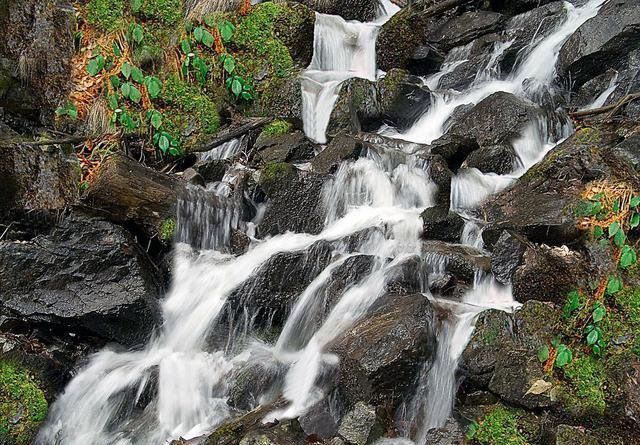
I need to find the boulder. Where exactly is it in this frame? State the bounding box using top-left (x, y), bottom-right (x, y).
top-left (428, 10), bottom-right (505, 53)
top-left (253, 131), bottom-right (316, 165)
top-left (331, 293), bottom-right (436, 409)
top-left (557, 0), bottom-right (640, 89)
top-left (311, 134), bottom-right (363, 174)
top-left (297, 0), bottom-right (380, 22)
top-left (422, 241), bottom-right (491, 280)
top-left (465, 144), bottom-right (518, 174)
top-left (421, 206), bottom-right (465, 243)
top-left (192, 159), bottom-right (227, 183)
top-left (0, 0), bottom-right (74, 118)
top-left (256, 75), bottom-right (304, 122)
top-left (0, 211), bottom-right (162, 345)
top-left (490, 230), bottom-right (528, 285)
top-left (337, 402), bottom-right (385, 445)
top-left (488, 0), bottom-right (555, 15)
top-left (226, 240), bottom-right (334, 327)
top-left (447, 92), bottom-right (541, 148)
top-left (422, 418), bottom-right (466, 445)
top-left (0, 141), bottom-right (80, 213)
top-left (428, 134), bottom-right (480, 171)
top-left (613, 132), bottom-right (640, 172)
top-left (571, 69), bottom-right (619, 110)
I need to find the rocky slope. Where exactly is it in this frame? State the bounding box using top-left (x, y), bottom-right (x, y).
top-left (1, 0), bottom-right (640, 445)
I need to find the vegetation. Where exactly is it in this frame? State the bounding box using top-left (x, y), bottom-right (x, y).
top-left (562, 356), bottom-right (607, 415)
top-left (158, 217), bottom-right (177, 240)
top-left (86, 0), bottom-right (125, 32)
top-left (0, 361), bottom-right (48, 445)
top-left (135, 0), bottom-right (183, 25)
top-left (261, 119), bottom-right (291, 136)
top-left (467, 406), bottom-right (529, 445)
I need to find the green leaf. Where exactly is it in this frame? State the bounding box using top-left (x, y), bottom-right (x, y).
top-left (112, 41), bottom-right (123, 57)
top-left (593, 226), bottom-right (604, 238)
top-left (120, 82), bottom-right (131, 97)
top-left (67, 105), bottom-right (78, 119)
top-left (218, 20), bottom-right (234, 42)
top-left (194, 26), bottom-right (204, 42)
top-left (609, 221), bottom-right (620, 238)
top-left (631, 196), bottom-right (640, 208)
top-left (148, 110), bottom-right (162, 129)
top-left (131, 0), bottom-right (143, 12)
top-left (132, 24), bottom-right (144, 44)
top-left (231, 78), bottom-right (242, 97)
top-left (202, 29), bottom-right (214, 48)
top-left (145, 76), bottom-right (162, 98)
top-left (110, 75), bottom-right (121, 88)
top-left (180, 39), bottom-right (192, 55)
top-left (241, 91), bottom-right (253, 101)
top-left (121, 62), bottom-right (132, 79)
top-left (131, 66), bottom-right (144, 83)
top-left (586, 328), bottom-right (599, 346)
top-left (159, 135), bottom-right (170, 152)
top-left (108, 94), bottom-right (118, 110)
top-left (168, 146), bottom-right (180, 156)
top-left (563, 290), bottom-right (581, 319)
top-left (555, 344), bottom-right (573, 368)
top-left (614, 228), bottom-right (626, 248)
top-left (613, 199), bottom-right (620, 213)
top-left (537, 345), bottom-right (549, 363)
top-left (129, 84), bottom-right (142, 103)
top-left (592, 302), bottom-right (606, 323)
top-left (592, 344), bottom-right (602, 356)
top-left (222, 55), bottom-right (235, 74)
top-left (631, 213), bottom-right (640, 228)
top-left (620, 245), bottom-right (637, 269)
top-left (606, 276), bottom-right (623, 295)
top-left (87, 58), bottom-right (100, 76)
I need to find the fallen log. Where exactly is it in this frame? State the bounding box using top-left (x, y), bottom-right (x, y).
top-left (570, 92), bottom-right (640, 119)
top-left (82, 154), bottom-right (185, 238)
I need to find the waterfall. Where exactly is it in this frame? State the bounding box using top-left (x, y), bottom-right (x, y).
top-left (35, 1), bottom-right (608, 445)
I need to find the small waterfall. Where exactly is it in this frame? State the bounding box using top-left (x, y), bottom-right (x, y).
top-left (200, 137), bottom-right (247, 161)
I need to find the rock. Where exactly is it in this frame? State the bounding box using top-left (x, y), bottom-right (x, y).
top-left (422, 417), bottom-right (466, 445)
top-left (465, 144), bottom-right (518, 174)
top-left (429, 134), bottom-right (480, 171)
top-left (0, 141), bottom-right (80, 213)
top-left (422, 241), bottom-right (491, 280)
top-left (329, 78), bottom-right (380, 136)
top-left (227, 362), bottom-right (282, 411)
top-left (480, 128), bottom-right (630, 248)
top-left (571, 69), bottom-right (619, 110)
top-left (613, 133), bottom-right (640, 172)
top-left (298, 398), bottom-right (340, 439)
top-left (297, 0), bottom-right (379, 22)
top-left (0, 0), bottom-right (74, 118)
top-left (227, 240), bottom-right (334, 327)
top-left (490, 230), bottom-right (527, 285)
top-left (622, 361), bottom-right (640, 425)
top-left (489, 0), bottom-right (555, 15)
top-left (555, 425), bottom-right (602, 445)
top-left (337, 402), bottom-right (384, 445)
top-left (270, 2), bottom-right (316, 67)
top-left (192, 159), bottom-right (227, 183)
top-left (421, 206), bottom-right (465, 243)
top-left (238, 420), bottom-right (306, 445)
top-left (311, 134), bottom-right (363, 175)
top-left (557, 0), bottom-right (640, 89)
top-left (182, 168), bottom-right (205, 186)
top-left (259, 166), bottom-right (328, 236)
top-left (419, 154), bottom-right (454, 205)
top-left (0, 211), bottom-right (162, 345)
top-left (429, 10), bottom-right (505, 53)
top-left (256, 75), bottom-right (304, 122)
top-left (512, 245), bottom-right (586, 305)
top-left (448, 92), bottom-right (541, 148)
top-left (254, 131), bottom-right (316, 165)
top-left (331, 293), bottom-right (436, 409)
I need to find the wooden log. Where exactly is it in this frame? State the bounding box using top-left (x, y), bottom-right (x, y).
top-left (82, 154), bottom-right (185, 237)
top-left (190, 117), bottom-right (272, 153)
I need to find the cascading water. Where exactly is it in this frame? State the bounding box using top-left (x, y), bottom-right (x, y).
top-left (36, 1), bottom-right (608, 445)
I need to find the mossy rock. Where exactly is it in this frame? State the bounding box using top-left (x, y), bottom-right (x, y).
top-left (86, 0), bottom-right (126, 32)
top-left (259, 161), bottom-right (295, 193)
top-left (469, 404), bottom-right (538, 445)
top-left (260, 119), bottom-right (292, 137)
top-left (136, 0), bottom-right (184, 25)
top-left (0, 360), bottom-right (48, 445)
top-left (560, 355), bottom-right (607, 417)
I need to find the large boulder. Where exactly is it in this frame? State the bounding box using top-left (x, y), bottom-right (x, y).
top-left (0, 211), bottom-right (162, 345)
top-left (330, 293), bottom-right (436, 409)
top-left (557, 0), bottom-right (640, 89)
top-left (297, 0), bottom-right (380, 22)
top-left (0, 0), bottom-right (74, 119)
top-left (421, 206), bottom-right (465, 243)
top-left (488, 0), bottom-right (555, 15)
top-left (253, 131), bottom-right (316, 165)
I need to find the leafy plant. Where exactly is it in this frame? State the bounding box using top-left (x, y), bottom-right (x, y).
top-left (555, 343), bottom-right (573, 368)
top-left (144, 76), bottom-right (162, 98)
top-left (146, 109), bottom-right (162, 129)
top-left (153, 130), bottom-right (180, 155)
top-left (87, 54), bottom-right (106, 76)
top-left (55, 102), bottom-right (78, 119)
top-left (220, 54), bottom-right (253, 101)
top-left (128, 23), bottom-right (144, 45)
top-left (193, 26), bottom-right (215, 48)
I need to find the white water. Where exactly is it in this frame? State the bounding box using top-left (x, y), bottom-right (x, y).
top-left (37, 1), bottom-right (607, 445)
top-left (580, 71), bottom-right (619, 111)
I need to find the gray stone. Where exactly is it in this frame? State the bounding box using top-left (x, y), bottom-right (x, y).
top-left (338, 402), bottom-right (384, 445)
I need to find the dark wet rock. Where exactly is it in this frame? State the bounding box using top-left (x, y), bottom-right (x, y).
top-left (490, 230), bottom-right (528, 285)
top-left (429, 134), bottom-right (480, 171)
top-left (181, 168), bottom-right (205, 186)
top-left (422, 241), bottom-right (491, 279)
top-left (480, 128), bottom-right (633, 248)
top-left (489, 0), bottom-right (555, 15)
top-left (331, 293), bottom-right (436, 409)
top-left (429, 10), bottom-right (505, 53)
top-left (311, 134), bottom-right (363, 174)
top-left (557, 0), bottom-right (640, 89)
top-left (259, 167), bottom-right (328, 236)
top-left (192, 159), bottom-right (226, 183)
top-left (448, 92), bottom-right (541, 148)
top-left (0, 0), bottom-right (74, 119)
top-left (423, 417), bottom-right (466, 445)
top-left (271, 2), bottom-right (316, 67)
top-left (0, 141), bottom-right (80, 212)
top-left (297, 0), bottom-right (379, 22)
top-left (329, 78), bottom-right (380, 136)
top-left (602, 53), bottom-right (640, 120)
top-left (0, 211), bottom-right (162, 346)
top-left (615, 133), bottom-right (640, 172)
top-left (513, 245), bottom-right (586, 305)
top-left (417, 154), bottom-right (454, 205)
top-left (465, 144), bottom-right (518, 174)
top-left (228, 362), bottom-right (282, 411)
top-left (298, 397), bottom-right (341, 439)
top-left (337, 402), bottom-right (385, 445)
top-left (421, 206), bottom-right (465, 243)
top-left (555, 425), bottom-right (604, 445)
top-left (622, 361), bottom-right (640, 425)
top-left (256, 75), bottom-right (304, 122)
top-left (253, 131), bottom-right (316, 165)
top-left (227, 240), bottom-right (333, 327)
top-left (571, 69), bottom-right (619, 110)
top-left (377, 69), bottom-right (433, 130)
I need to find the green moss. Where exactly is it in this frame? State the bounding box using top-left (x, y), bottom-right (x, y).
top-left (234, 3), bottom-right (295, 78)
top-left (472, 405), bottom-right (530, 445)
top-left (261, 119), bottom-right (291, 136)
top-left (138, 0), bottom-right (183, 25)
top-left (0, 361), bottom-right (48, 445)
top-left (573, 127), bottom-right (602, 145)
top-left (261, 161), bottom-right (293, 184)
top-left (87, 0), bottom-right (125, 32)
top-left (158, 217), bottom-right (176, 240)
top-left (161, 75), bottom-right (220, 147)
top-left (562, 355), bottom-right (606, 416)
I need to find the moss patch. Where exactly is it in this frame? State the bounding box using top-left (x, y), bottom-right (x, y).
top-left (471, 405), bottom-right (530, 445)
top-left (562, 355), bottom-right (606, 416)
top-left (261, 162), bottom-right (293, 184)
top-left (137, 0), bottom-right (184, 25)
top-left (87, 0), bottom-right (126, 32)
top-left (158, 217), bottom-right (176, 241)
top-left (0, 361), bottom-right (48, 445)
top-left (261, 119), bottom-right (291, 136)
